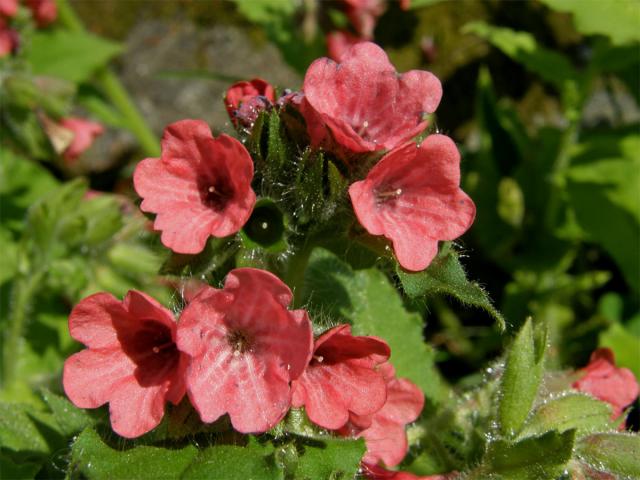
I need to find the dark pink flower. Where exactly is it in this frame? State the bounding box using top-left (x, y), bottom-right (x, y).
top-left (343, 0), bottom-right (386, 39)
top-left (342, 363), bottom-right (424, 467)
top-left (133, 119), bottom-right (256, 254)
top-left (326, 30), bottom-right (365, 62)
top-left (302, 42), bottom-right (442, 154)
top-left (573, 348), bottom-right (639, 419)
top-left (349, 135), bottom-right (475, 271)
top-left (176, 268), bottom-right (313, 433)
top-left (291, 324), bottom-right (390, 430)
top-left (63, 291), bottom-right (187, 439)
top-left (225, 78), bottom-right (275, 128)
top-left (25, 0), bottom-right (56, 27)
top-left (0, 0), bottom-right (17, 18)
top-left (362, 463), bottom-right (457, 480)
top-left (59, 117), bottom-right (104, 163)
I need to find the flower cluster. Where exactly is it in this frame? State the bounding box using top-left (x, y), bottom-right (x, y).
top-left (0, 0), bottom-right (56, 57)
top-left (64, 269), bottom-right (423, 467)
top-left (64, 41), bottom-right (474, 469)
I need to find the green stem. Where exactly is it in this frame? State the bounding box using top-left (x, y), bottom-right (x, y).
top-left (285, 241), bottom-right (314, 308)
top-left (2, 273), bottom-right (43, 386)
top-left (55, 0), bottom-right (160, 157)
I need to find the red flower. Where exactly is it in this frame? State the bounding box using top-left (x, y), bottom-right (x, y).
top-left (225, 78), bottom-right (275, 128)
top-left (59, 117), bottom-right (104, 163)
top-left (349, 135), bottom-right (476, 271)
top-left (302, 42), bottom-right (441, 154)
top-left (291, 324), bottom-right (390, 430)
top-left (0, 0), bottom-right (17, 18)
top-left (573, 348), bottom-right (639, 419)
top-left (63, 291), bottom-right (187, 439)
top-left (343, 363), bottom-right (424, 467)
top-left (326, 30), bottom-right (365, 62)
top-left (133, 119), bottom-right (256, 254)
top-left (342, 0), bottom-right (386, 39)
top-left (25, 0), bottom-right (57, 27)
top-left (176, 268), bottom-right (313, 433)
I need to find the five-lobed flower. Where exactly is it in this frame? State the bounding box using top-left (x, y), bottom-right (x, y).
top-left (349, 135), bottom-right (476, 271)
top-left (291, 324), bottom-right (390, 430)
top-left (63, 291), bottom-right (188, 439)
top-left (302, 42), bottom-right (442, 155)
top-left (134, 119), bottom-right (256, 254)
top-left (176, 268), bottom-right (314, 433)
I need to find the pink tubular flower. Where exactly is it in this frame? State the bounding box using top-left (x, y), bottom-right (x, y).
top-left (362, 463), bottom-right (457, 480)
top-left (342, 363), bottom-right (424, 467)
top-left (59, 117), bottom-right (104, 163)
top-left (291, 324), bottom-right (390, 430)
top-left (326, 30), bottom-right (365, 62)
top-left (25, 0), bottom-right (57, 27)
top-left (176, 268), bottom-right (313, 433)
top-left (133, 119), bottom-right (256, 254)
top-left (0, 0), bottom-right (17, 18)
top-left (349, 135), bottom-right (476, 271)
top-left (225, 78), bottom-right (275, 128)
top-left (573, 348), bottom-right (639, 419)
top-left (342, 0), bottom-right (386, 39)
top-left (63, 291), bottom-right (187, 439)
top-left (302, 42), bottom-right (442, 154)
top-left (0, 19), bottom-right (18, 57)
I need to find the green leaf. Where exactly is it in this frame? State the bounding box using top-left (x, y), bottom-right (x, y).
top-left (499, 318), bottom-right (546, 436)
top-left (599, 323), bottom-right (640, 379)
top-left (70, 428), bottom-right (199, 480)
top-left (182, 438), bottom-right (280, 480)
top-left (40, 389), bottom-right (93, 437)
top-left (407, 0), bottom-right (445, 8)
top-left (519, 394), bottom-right (612, 439)
top-left (577, 433), bottom-right (640, 477)
top-left (303, 248), bottom-right (447, 403)
top-left (0, 402), bottom-right (53, 455)
top-left (397, 243), bottom-right (505, 330)
top-left (540, 0), bottom-right (640, 45)
top-left (463, 22), bottom-right (578, 89)
top-left (0, 452), bottom-right (41, 479)
top-left (485, 430), bottom-right (575, 480)
top-left (293, 436), bottom-right (365, 480)
top-left (26, 30), bottom-right (122, 83)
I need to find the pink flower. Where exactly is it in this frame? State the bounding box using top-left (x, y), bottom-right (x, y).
top-left (63, 291), bottom-right (188, 439)
top-left (133, 119), bottom-right (256, 254)
top-left (0, 19), bottom-right (18, 57)
top-left (349, 135), bottom-right (475, 271)
top-left (59, 117), bottom-right (104, 163)
top-left (302, 42), bottom-right (442, 155)
top-left (0, 0), bottom-right (17, 18)
top-left (326, 30), bottom-right (365, 62)
top-left (342, 0), bottom-right (386, 39)
top-left (25, 0), bottom-right (57, 27)
top-left (176, 268), bottom-right (313, 433)
top-left (573, 348), bottom-right (639, 419)
top-left (225, 78), bottom-right (275, 128)
top-left (342, 363), bottom-right (424, 467)
top-left (362, 463), bottom-right (457, 480)
top-left (291, 324), bottom-right (390, 430)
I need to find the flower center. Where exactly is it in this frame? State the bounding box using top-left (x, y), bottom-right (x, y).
top-left (199, 179), bottom-right (233, 211)
top-left (226, 329), bottom-right (254, 356)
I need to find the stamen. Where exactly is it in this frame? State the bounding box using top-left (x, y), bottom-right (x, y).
top-left (356, 120), bottom-right (369, 137)
top-left (377, 188), bottom-right (403, 199)
top-left (152, 341), bottom-right (175, 354)
top-left (313, 355), bottom-right (324, 363)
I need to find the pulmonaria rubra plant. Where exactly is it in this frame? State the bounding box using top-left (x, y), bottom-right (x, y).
top-left (60, 41), bottom-right (639, 480)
